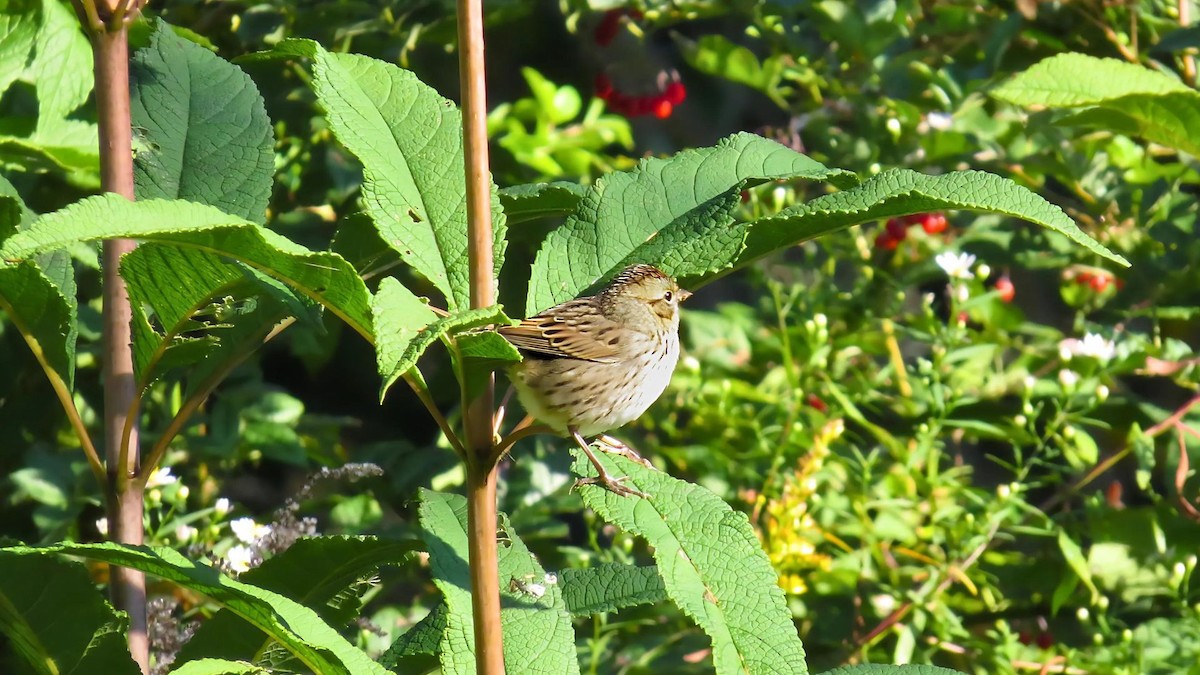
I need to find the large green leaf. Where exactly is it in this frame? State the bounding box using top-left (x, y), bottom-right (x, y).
top-left (250, 39), bottom-right (507, 310)
top-left (559, 563), bottom-right (666, 615)
top-left (0, 195), bottom-right (76, 390)
top-left (168, 660), bottom-right (266, 675)
top-left (992, 53), bottom-right (1200, 155)
top-left (178, 536), bottom-right (418, 667)
top-left (739, 169), bottom-right (1128, 271)
top-left (816, 662), bottom-right (964, 667)
top-left (26, 0), bottom-right (91, 122)
top-left (498, 181), bottom-right (587, 225)
top-left (1, 542), bottom-right (388, 675)
top-left (573, 452), bottom-right (808, 675)
top-left (0, 549), bottom-right (140, 675)
top-left (0, 0), bottom-right (37, 97)
top-left (0, 195), bottom-right (374, 340)
top-left (418, 489), bottom-right (579, 675)
top-left (0, 118), bottom-right (100, 178)
top-left (131, 19), bottom-right (275, 223)
top-left (379, 604), bottom-right (445, 673)
top-left (991, 53), bottom-right (1191, 107)
top-left (526, 132), bottom-right (853, 314)
top-left (372, 277), bottom-right (509, 399)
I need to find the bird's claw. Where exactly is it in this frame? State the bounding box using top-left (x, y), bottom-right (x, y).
top-left (574, 472), bottom-right (651, 499)
top-left (594, 435), bottom-right (656, 470)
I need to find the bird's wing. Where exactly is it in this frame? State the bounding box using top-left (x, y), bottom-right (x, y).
top-left (498, 301), bottom-right (621, 363)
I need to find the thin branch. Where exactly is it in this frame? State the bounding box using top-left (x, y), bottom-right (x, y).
top-left (402, 370), bottom-right (467, 457)
top-left (137, 316), bottom-right (296, 487)
top-left (457, 0), bottom-right (503, 667)
top-left (492, 417), bottom-right (554, 464)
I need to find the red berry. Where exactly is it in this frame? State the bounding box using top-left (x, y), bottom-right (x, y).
top-left (665, 81), bottom-right (686, 105)
top-left (902, 214), bottom-right (925, 225)
top-left (874, 232), bottom-right (898, 250)
top-left (1018, 630), bottom-right (1033, 645)
top-left (1035, 632), bottom-right (1054, 649)
top-left (605, 90), bottom-right (632, 115)
top-left (1089, 274), bottom-right (1110, 292)
top-left (995, 276), bottom-right (1015, 303)
top-left (740, 190), bottom-right (750, 203)
top-left (629, 95), bottom-right (654, 117)
top-left (806, 394), bottom-right (828, 413)
top-left (652, 97), bottom-right (673, 119)
top-left (594, 73), bottom-right (613, 99)
top-left (1074, 270), bottom-right (1093, 285)
top-left (885, 218), bottom-right (907, 241)
top-left (921, 213), bottom-right (948, 235)
top-left (594, 10), bottom-right (621, 47)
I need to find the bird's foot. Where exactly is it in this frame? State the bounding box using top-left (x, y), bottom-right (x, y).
top-left (573, 471), bottom-right (651, 499)
top-left (594, 434), bottom-right (656, 470)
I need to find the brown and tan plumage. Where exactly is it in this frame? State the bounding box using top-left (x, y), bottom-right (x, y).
top-left (498, 264), bottom-right (691, 497)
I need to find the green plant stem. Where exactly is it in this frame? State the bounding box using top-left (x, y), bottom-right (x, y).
top-left (0, 295), bottom-right (105, 485)
top-left (84, 0), bottom-right (147, 668)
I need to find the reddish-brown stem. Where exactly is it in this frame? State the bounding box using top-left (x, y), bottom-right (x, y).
top-left (82, 0), bottom-right (147, 669)
top-left (457, 0), bottom-right (503, 670)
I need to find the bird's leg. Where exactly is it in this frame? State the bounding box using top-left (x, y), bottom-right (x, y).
top-left (594, 434), bottom-right (656, 470)
top-left (570, 428), bottom-right (650, 499)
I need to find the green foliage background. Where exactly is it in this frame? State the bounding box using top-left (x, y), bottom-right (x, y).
top-left (0, 0), bottom-right (1198, 674)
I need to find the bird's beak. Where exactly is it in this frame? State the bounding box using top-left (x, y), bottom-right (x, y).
top-left (678, 289), bottom-right (693, 302)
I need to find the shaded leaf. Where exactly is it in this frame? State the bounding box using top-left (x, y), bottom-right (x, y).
top-left (131, 19), bottom-right (275, 223)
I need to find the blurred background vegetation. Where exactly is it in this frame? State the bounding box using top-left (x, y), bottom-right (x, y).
top-left (2, 0), bottom-right (1199, 672)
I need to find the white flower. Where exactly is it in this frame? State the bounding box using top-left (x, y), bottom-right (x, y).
top-left (225, 544), bottom-right (256, 573)
top-left (1059, 369), bottom-right (1080, 389)
top-left (145, 467), bottom-right (178, 489)
top-left (214, 498), bottom-right (232, 516)
top-left (175, 524), bottom-right (197, 542)
top-left (1059, 333), bottom-right (1116, 363)
top-left (230, 517), bottom-right (271, 544)
top-left (935, 251), bottom-right (977, 280)
top-left (96, 517), bottom-right (108, 536)
top-left (926, 111), bottom-right (953, 131)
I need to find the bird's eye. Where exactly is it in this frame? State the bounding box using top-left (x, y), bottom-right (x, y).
top-left (663, 291), bottom-right (673, 302)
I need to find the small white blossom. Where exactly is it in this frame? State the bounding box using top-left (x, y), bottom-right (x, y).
top-left (1059, 369), bottom-right (1080, 389)
top-left (955, 283), bottom-right (970, 303)
top-left (1096, 384), bottom-right (1110, 402)
top-left (935, 251), bottom-right (977, 280)
top-left (175, 524), bottom-right (198, 542)
top-left (145, 467), bottom-right (178, 489)
top-left (1060, 333), bottom-right (1116, 363)
top-left (96, 517), bottom-right (108, 536)
top-left (214, 497), bottom-right (232, 517)
top-left (926, 111), bottom-right (953, 131)
top-left (225, 544), bottom-right (256, 573)
top-left (230, 517), bottom-right (271, 544)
